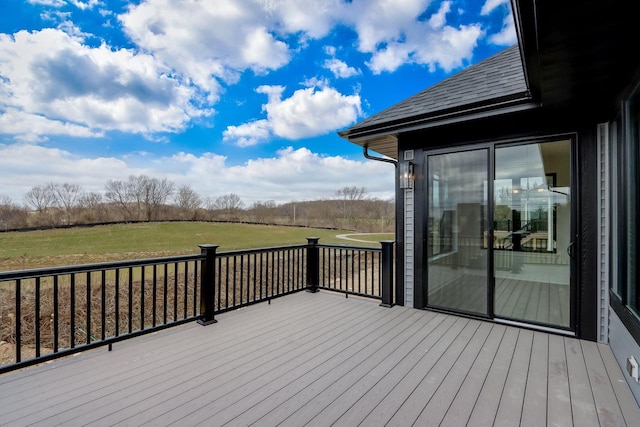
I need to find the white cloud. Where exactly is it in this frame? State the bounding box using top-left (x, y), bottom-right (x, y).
top-left (119, 0), bottom-right (293, 101)
top-left (261, 0), bottom-right (344, 39)
top-left (481, 0), bottom-right (510, 15)
top-left (486, 3), bottom-right (517, 46)
top-left (324, 58), bottom-right (361, 78)
top-left (68, 0), bottom-right (102, 10)
top-left (345, 0), bottom-right (484, 73)
top-left (0, 29), bottom-right (208, 140)
top-left (0, 144), bottom-right (394, 204)
top-left (260, 85), bottom-right (362, 139)
top-left (27, 0), bottom-right (101, 8)
top-left (223, 119), bottom-right (272, 147)
top-left (223, 84), bottom-right (362, 146)
top-left (0, 143), bottom-right (135, 200)
top-left (0, 109), bottom-right (103, 142)
top-left (27, 0), bottom-right (66, 6)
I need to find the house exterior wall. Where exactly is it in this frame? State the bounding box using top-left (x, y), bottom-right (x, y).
top-left (609, 311), bottom-right (640, 402)
top-left (396, 111), bottom-right (599, 339)
top-left (605, 75), bottom-right (640, 404)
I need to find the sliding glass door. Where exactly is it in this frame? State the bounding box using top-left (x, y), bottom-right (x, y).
top-left (493, 141), bottom-right (572, 328)
top-left (425, 140), bottom-right (573, 330)
top-left (426, 148), bottom-right (489, 316)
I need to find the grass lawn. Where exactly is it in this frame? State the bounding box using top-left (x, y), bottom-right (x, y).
top-left (0, 222), bottom-right (387, 271)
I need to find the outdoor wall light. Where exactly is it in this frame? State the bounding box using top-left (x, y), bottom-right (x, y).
top-left (399, 161), bottom-right (415, 189)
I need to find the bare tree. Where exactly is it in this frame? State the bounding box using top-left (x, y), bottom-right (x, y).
top-left (174, 184), bottom-right (202, 219)
top-left (76, 191), bottom-right (105, 222)
top-left (249, 200), bottom-right (276, 223)
top-left (104, 178), bottom-right (136, 220)
top-left (79, 192), bottom-right (103, 210)
top-left (24, 185), bottom-right (56, 213)
top-left (51, 183), bottom-right (83, 223)
top-left (141, 176), bottom-right (174, 221)
top-left (335, 186), bottom-right (368, 201)
top-left (0, 196), bottom-right (27, 230)
top-left (210, 193), bottom-right (244, 219)
top-left (335, 186), bottom-right (368, 224)
top-left (212, 193), bottom-right (244, 211)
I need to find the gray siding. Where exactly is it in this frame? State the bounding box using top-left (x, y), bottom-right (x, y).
top-left (404, 188), bottom-right (414, 307)
top-left (598, 123), bottom-right (610, 343)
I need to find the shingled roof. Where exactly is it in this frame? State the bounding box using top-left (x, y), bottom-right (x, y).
top-left (338, 44), bottom-right (536, 156)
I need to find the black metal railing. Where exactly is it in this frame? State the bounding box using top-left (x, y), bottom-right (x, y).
top-left (0, 238), bottom-right (394, 373)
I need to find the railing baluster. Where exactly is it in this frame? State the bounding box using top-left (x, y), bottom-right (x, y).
top-left (240, 255), bottom-right (245, 305)
top-left (259, 253), bottom-right (263, 300)
top-left (163, 264), bottom-right (168, 324)
top-left (217, 258), bottom-right (222, 312)
top-left (245, 254), bottom-right (250, 304)
top-left (86, 271), bottom-right (91, 344)
top-left (193, 261), bottom-right (198, 317)
top-left (115, 269), bottom-right (120, 337)
top-left (276, 251), bottom-right (281, 295)
top-left (365, 252), bottom-right (369, 294)
top-left (35, 277), bottom-right (41, 358)
top-left (140, 266), bottom-right (145, 331)
top-left (252, 253), bottom-right (257, 303)
top-left (128, 267), bottom-right (133, 334)
top-left (152, 264), bottom-right (157, 328)
top-left (357, 251), bottom-right (362, 294)
top-left (71, 274), bottom-right (76, 348)
top-left (183, 262), bottom-right (188, 319)
top-left (232, 256), bottom-right (237, 307)
top-left (101, 270), bottom-right (106, 341)
top-left (53, 275), bottom-right (59, 352)
top-left (225, 257), bottom-right (229, 309)
top-left (173, 262), bottom-right (178, 322)
top-left (15, 279), bottom-right (21, 363)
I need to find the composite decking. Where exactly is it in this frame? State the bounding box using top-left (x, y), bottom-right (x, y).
top-left (0, 291), bottom-right (638, 426)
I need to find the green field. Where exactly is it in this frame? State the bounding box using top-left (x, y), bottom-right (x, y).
top-left (0, 222), bottom-right (393, 271)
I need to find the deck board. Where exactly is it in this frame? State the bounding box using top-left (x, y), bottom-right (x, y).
top-left (0, 291), bottom-right (638, 427)
top-left (494, 328), bottom-right (534, 426)
top-left (520, 331), bottom-right (549, 427)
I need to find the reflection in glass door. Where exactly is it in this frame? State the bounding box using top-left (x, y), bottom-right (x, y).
top-left (427, 149), bottom-right (489, 316)
top-left (493, 141), bottom-right (571, 328)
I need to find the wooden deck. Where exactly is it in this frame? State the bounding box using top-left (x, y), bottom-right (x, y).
top-left (0, 292), bottom-right (638, 426)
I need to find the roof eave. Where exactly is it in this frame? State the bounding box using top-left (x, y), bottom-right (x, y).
top-left (341, 95), bottom-right (539, 143)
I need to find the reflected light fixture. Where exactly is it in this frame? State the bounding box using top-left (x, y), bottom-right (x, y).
top-left (399, 161), bottom-right (415, 189)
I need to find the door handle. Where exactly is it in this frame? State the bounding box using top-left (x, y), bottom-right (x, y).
top-left (567, 241), bottom-right (575, 258)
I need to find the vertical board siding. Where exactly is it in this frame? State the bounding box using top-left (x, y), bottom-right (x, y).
top-left (404, 188), bottom-right (414, 307)
top-left (597, 122), bottom-right (609, 343)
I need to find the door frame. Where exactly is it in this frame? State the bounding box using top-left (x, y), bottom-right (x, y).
top-left (418, 135), bottom-right (578, 333)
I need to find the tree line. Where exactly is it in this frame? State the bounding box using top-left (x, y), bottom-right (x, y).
top-left (0, 176), bottom-right (394, 233)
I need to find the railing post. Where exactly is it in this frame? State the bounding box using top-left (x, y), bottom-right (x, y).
top-left (306, 237), bottom-right (320, 293)
top-left (198, 244), bottom-right (218, 325)
top-left (380, 240), bottom-right (395, 307)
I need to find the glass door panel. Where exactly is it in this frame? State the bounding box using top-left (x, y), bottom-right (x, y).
top-left (493, 141), bottom-right (571, 328)
top-left (427, 149), bottom-right (489, 316)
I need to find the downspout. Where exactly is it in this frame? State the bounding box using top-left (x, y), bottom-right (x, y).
top-left (362, 145), bottom-right (404, 307)
top-left (363, 146), bottom-right (397, 167)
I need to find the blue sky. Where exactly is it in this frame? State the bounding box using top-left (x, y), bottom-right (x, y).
top-left (0, 0), bottom-right (515, 205)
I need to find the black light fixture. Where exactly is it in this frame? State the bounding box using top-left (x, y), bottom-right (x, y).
top-left (399, 161), bottom-right (414, 189)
